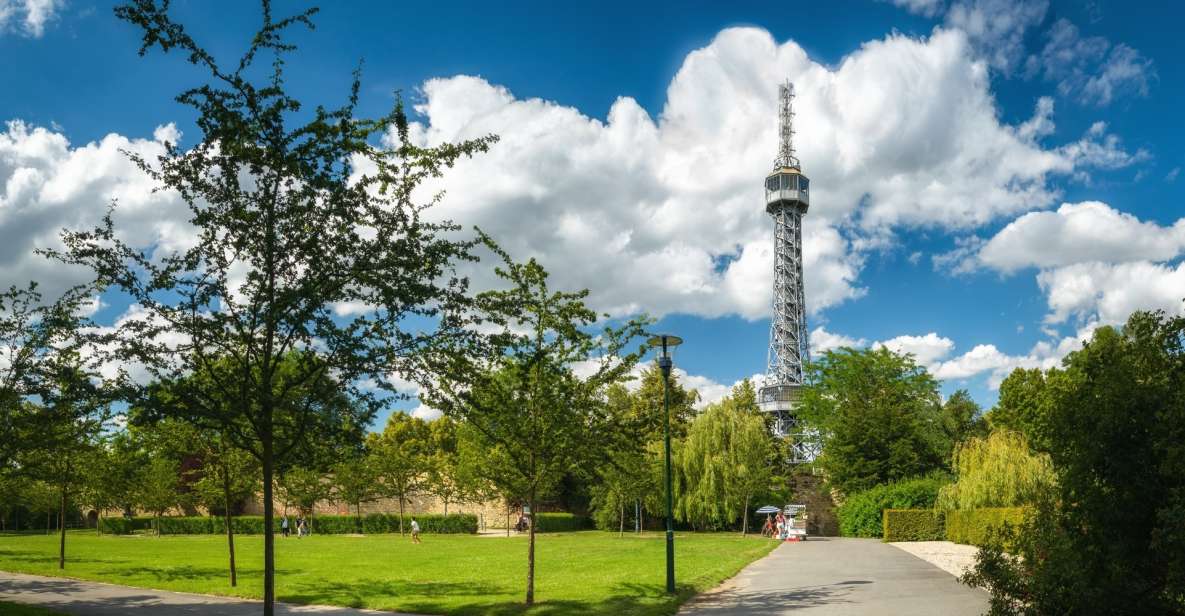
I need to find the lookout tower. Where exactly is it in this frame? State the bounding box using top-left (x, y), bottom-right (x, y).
top-left (759, 81), bottom-right (817, 463)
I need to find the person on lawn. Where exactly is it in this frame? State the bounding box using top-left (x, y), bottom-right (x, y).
top-left (281, 515), bottom-right (290, 538)
top-left (410, 518), bottom-right (421, 544)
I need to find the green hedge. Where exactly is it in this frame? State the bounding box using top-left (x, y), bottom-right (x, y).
top-left (97, 516), bottom-right (154, 535)
top-left (882, 509), bottom-right (945, 542)
top-left (145, 513), bottom-right (477, 535)
top-left (944, 507), bottom-right (1026, 547)
top-left (534, 513), bottom-right (592, 533)
top-left (837, 475), bottom-right (949, 538)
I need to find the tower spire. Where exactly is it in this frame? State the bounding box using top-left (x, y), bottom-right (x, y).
top-left (773, 80), bottom-right (800, 170)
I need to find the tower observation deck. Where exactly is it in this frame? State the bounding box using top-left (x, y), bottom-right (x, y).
top-left (759, 81), bottom-right (818, 463)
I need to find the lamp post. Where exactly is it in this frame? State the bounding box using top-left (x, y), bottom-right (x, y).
top-left (648, 333), bottom-right (682, 595)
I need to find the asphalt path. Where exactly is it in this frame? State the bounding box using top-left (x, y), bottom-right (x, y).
top-left (0, 570), bottom-right (424, 616)
top-left (678, 537), bottom-right (989, 616)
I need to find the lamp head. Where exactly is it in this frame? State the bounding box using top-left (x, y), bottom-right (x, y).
top-left (647, 334), bottom-right (683, 376)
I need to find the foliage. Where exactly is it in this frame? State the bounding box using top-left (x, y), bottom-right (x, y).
top-left (533, 513), bottom-right (593, 533)
top-left (367, 412), bottom-right (431, 535)
top-left (330, 455), bottom-right (377, 527)
top-left (142, 513), bottom-right (479, 535)
top-left (275, 467), bottom-right (332, 520)
top-left (882, 509), bottom-right (945, 542)
top-left (944, 507), bottom-right (1026, 547)
top-left (938, 389), bottom-right (988, 451)
top-left (985, 368), bottom-right (1052, 452)
top-left (677, 381), bottom-right (773, 532)
top-left (836, 474), bottom-right (949, 538)
top-left (97, 516), bottom-right (154, 534)
top-left (135, 457), bottom-right (184, 530)
top-left (53, 1), bottom-right (494, 611)
top-left (965, 311), bottom-right (1185, 615)
top-left (421, 245), bottom-right (647, 605)
top-left (936, 430), bottom-right (1054, 510)
top-left (799, 347), bottom-right (947, 495)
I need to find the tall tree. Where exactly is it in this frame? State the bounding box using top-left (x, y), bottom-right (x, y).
top-left (50, 2), bottom-right (493, 611)
top-left (422, 248), bottom-right (645, 606)
top-left (966, 311), bottom-right (1185, 614)
top-left (135, 456), bottom-right (183, 535)
top-left (798, 347), bottom-right (946, 495)
top-left (935, 430), bottom-right (1054, 510)
top-left (332, 455), bottom-right (377, 531)
top-left (939, 389), bottom-right (988, 454)
top-left (368, 412), bottom-right (431, 535)
top-left (985, 368), bottom-right (1053, 452)
top-left (276, 466), bottom-right (333, 530)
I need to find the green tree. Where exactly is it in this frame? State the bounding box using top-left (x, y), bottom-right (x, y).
top-left (276, 466), bottom-right (332, 530)
top-left (192, 442), bottom-right (258, 585)
top-left (935, 430), bottom-right (1054, 510)
top-left (985, 368), bottom-right (1053, 452)
top-left (425, 416), bottom-right (475, 515)
top-left (422, 250), bottom-right (645, 606)
top-left (135, 456), bottom-right (183, 535)
top-left (939, 389), bottom-right (988, 452)
top-left (51, 2), bottom-right (494, 611)
top-left (331, 455), bottom-right (377, 531)
top-left (368, 412), bottom-right (431, 535)
top-left (965, 311), bottom-right (1185, 614)
top-left (799, 347), bottom-right (945, 495)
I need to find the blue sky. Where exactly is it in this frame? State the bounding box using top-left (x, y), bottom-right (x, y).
top-left (3, 0), bottom-right (1183, 423)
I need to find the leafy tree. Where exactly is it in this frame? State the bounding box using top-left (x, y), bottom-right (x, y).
top-left (678, 381), bottom-right (772, 533)
top-left (276, 466), bottom-right (332, 530)
top-left (589, 384), bottom-right (657, 535)
top-left (192, 442), bottom-right (258, 585)
top-left (798, 347), bottom-right (946, 495)
top-left (425, 416), bottom-right (475, 515)
top-left (332, 455), bottom-right (377, 531)
top-left (985, 368), bottom-right (1053, 452)
top-left (939, 389), bottom-right (988, 452)
top-left (80, 436), bottom-right (143, 534)
top-left (935, 430), bottom-right (1054, 510)
top-left (965, 311), bottom-right (1185, 614)
top-left (422, 250), bottom-right (645, 606)
top-left (50, 1), bottom-right (494, 610)
top-left (368, 412), bottom-right (431, 535)
top-left (135, 456), bottom-right (183, 535)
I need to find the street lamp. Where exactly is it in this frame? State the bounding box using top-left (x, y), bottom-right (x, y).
top-left (648, 333), bottom-right (682, 595)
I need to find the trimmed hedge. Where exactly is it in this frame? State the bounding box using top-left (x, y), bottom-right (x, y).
top-left (882, 509), bottom-right (945, 542)
top-left (944, 507), bottom-right (1026, 547)
top-left (97, 516), bottom-right (154, 535)
top-left (837, 475), bottom-right (949, 538)
top-left (113, 514), bottom-right (478, 535)
top-left (534, 513), bottom-right (592, 533)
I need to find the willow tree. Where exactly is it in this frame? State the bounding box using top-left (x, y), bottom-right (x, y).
top-left (422, 245), bottom-right (646, 606)
top-left (49, 2), bottom-right (493, 611)
top-left (935, 430), bottom-right (1055, 510)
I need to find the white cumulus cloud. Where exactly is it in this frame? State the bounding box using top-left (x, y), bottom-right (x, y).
top-left (0, 0), bottom-right (62, 37)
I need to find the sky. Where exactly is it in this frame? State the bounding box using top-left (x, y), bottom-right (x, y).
top-left (2, 0), bottom-right (1183, 425)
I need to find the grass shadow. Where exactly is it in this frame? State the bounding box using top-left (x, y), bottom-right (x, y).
top-left (282, 578), bottom-right (504, 610)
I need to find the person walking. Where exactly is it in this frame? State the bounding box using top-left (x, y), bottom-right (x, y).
top-left (281, 515), bottom-right (290, 538)
top-left (410, 518), bottom-right (421, 544)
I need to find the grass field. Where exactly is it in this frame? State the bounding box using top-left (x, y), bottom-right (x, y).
top-left (0, 530), bottom-right (777, 615)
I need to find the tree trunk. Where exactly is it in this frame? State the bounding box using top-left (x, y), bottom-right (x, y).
top-left (526, 490), bottom-right (537, 606)
top-left (223, 462), bottom-right (238, 587)
top-left (262, 434), bottom-right (276, 616)
top-left (356, 503), bottom-right (362, 534)
top-left (96, 510), bottom-right (101, 536)
top-left (505, 500), bottom-right (510, 537)
top-left (443, 498), bottom-right (448, 515)
top-left (742, 495), bottom-right (750, 536)
top-left (636, 499), bottom-right (640, 534)
top-left (398, 496), bottom-right (405, 536)
top-left (46, 512), bottom-right (51, 535)
top-left (619, 501), bottom-right (624, 538)
top-left (58, 483), bottom-right (67, 569)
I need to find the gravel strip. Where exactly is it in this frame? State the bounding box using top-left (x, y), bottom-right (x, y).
top-left (889, 541), bottom-right (981, 579)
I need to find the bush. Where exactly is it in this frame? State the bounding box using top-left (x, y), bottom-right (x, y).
top-left (98, 516), bottom-right (154, 535)
top-left (534, 513), bottom-right (591, 533)
top-left (944, 507), bottom-right (1026, 547)
top-left (837, 475), bottom-right (949, 538)
top-left (883, 509), bottom-right (945, 542)
top-left (141, 514), bottom-right (477, 535)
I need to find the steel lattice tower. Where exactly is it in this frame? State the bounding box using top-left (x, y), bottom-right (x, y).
top-left (758, 81), bottom-right (817, 463)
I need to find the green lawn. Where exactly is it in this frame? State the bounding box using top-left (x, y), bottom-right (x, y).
top-left (0, 531), bottom-right (776, 615)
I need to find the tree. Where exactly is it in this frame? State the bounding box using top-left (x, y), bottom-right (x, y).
top-left (191, 442), bottom-right (258, 586)
top-left (424, 416), bottom-right (473, 515)
top-left (276, 466), bottom-right (333, 530)
top-left (332, 455), bottom-right (377, 531)
top-left (368, 412), bottom-right (431, 535)
top-left (985, 368), bottom-right (1053, 452)
top-left (135, 457), bottom-right (183, 534)
top-left (965, 311), bottom-right (1185, 614)
top-left (81, 436), bottom-right (143, 534)
top-left (939, 390), bottom-right (988, 452)
top-left (678, 381), bottom-right (772, 533)
top-left (935, 430), bottom-right (1054, 510)
top-left (49, 1), bottom-right (494, 611)
top-left (798, 347), bottom-right (946, 495)
top-left (422, 249), bottom-right (645, 605)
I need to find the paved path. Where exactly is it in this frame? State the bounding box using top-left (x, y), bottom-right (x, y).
top-left (679, 537), bottom-right (989, 616)
top-left (0, 571), bottom-right (425, 616)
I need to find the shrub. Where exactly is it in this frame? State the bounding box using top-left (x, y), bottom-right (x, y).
top-left (837, 474), bottom-right (949, 538)
top-left (98, 516), bottom-right (154, 535)
top-left (944, 507), bottom-right (1026, 547)
top-left (138, 514), bottom-right (477, 535)
top-left (936, 430), bottom-right (1055, 510)
top-left (534, 513), bottom-right (591, 533)
top-left (882, 509), bottom-right (945, 542)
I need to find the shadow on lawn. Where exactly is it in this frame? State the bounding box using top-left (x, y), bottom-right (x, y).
top-left (0, 549), bottom-right (115, 566)
top-left (385, 581), bottom-right (698, 616)
top-left (283, 578), bottom-right (502, 609)
top-left (112, 564), bottom-right (301, 583)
